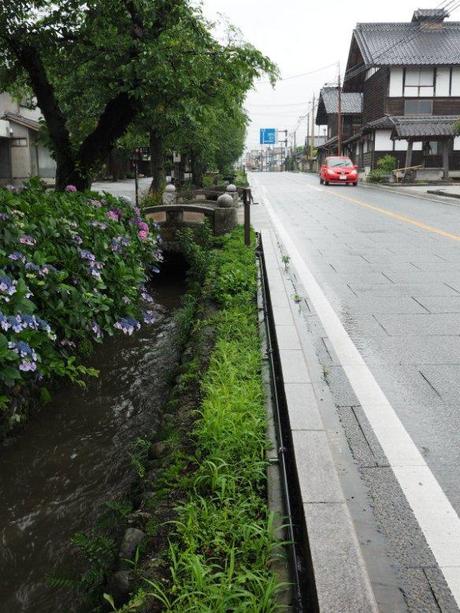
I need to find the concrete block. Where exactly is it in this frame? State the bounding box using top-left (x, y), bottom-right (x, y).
top-left (292, 431), bottom-right (344, 503)
top-left (304, 502), bottom-right (378, 612)
top-left (285, 383), bottom-right (323, 430)
top-left (279, 350), bottom-right (310, 383)
top-left (275, 325), bottom-right (302, 350)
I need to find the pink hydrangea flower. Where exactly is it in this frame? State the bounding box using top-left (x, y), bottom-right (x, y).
top-left (138, 230), bottom-right (148, 240)
top-left (137, 221), bottom-right (149, 233)
top-left (65, 185), bottom-right (77, 192)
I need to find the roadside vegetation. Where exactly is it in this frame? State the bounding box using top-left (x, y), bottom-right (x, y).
top-left (0, 181), bottom-right (160, 435)
top-left (366, 154), bottom-right (397, 183)
top-left (67, 227), bottom-right (283, 612)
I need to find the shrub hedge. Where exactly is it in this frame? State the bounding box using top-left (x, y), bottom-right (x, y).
top-left (0, 183), bottom-right (161, 431)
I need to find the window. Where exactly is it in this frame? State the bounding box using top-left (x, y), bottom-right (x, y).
top-left (423, 141), bottom-right (439, 155)
top-left (404, 99), bottom-right (433, 115)
top-left (404, 68), bottom-right (434, 97)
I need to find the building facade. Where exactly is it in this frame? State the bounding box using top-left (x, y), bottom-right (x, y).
top-left (317, 8), bottom-right (460, 179)
top-left (0, 93), bottom-right (56, 184)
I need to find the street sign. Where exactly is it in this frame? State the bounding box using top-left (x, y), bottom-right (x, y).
top-left (260, 128), bottom-right (277, 145)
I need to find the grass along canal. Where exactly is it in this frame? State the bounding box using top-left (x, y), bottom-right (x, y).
top-left (1, 225), bottom-right (288, 611)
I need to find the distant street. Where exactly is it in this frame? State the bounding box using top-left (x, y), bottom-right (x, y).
top-left (251, 171), bottom-right (460, 611)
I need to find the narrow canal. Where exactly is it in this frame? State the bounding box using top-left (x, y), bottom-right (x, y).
top-left (0, 258), bottom-right (186, 612)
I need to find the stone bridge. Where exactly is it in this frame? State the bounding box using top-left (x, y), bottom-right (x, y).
top-left (144, 200), bottom-right (238, 249)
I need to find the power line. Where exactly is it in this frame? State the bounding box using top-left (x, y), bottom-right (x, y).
top-left (256, 61), bottom-right (338, 84)
top-left (246, 100), bottom-right (309, 108)
top-left (345, 0), bottom-right (460, 83)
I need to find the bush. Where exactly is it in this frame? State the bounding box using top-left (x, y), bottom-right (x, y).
top-left (376, 154), bottom-right (397, 173)
top-left (0, 184), bottom-right (161, 429)
top-left (366, 168), bottom-right (388, 183)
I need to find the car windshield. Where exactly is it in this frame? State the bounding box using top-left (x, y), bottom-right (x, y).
top-left (327, 158), bottom-right (353, 168)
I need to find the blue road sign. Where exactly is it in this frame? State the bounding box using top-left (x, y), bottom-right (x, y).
top-left (260, 128), bottom-right (277, 145)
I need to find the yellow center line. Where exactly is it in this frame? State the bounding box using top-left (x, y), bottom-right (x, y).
top-left (325, 189), bottom-right (460, 242)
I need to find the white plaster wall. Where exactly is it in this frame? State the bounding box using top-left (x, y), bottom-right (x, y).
top-left (374, 130), bottom-right (393, 151)
top-left (436, 68), bottom-right (450, 96)
top-left (389, 68), bottom-right (403, 96)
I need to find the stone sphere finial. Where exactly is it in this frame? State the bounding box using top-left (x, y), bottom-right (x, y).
top-left (226, 184), bottom-right (237, 193)
top-left (165, 184), bottom-right (176, 192)
top-left (217, 193), bottom-right (234, 208)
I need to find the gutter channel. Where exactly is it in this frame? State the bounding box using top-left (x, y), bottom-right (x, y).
top-left (257, 235), bottom-right (319, 613)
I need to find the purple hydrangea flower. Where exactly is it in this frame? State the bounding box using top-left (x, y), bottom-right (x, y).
top-left (90, 220), bottom-right (107, 230)
top-left (137, 221), bottom-right (149, 233)
top-left (19, 235), bottom-right (36, 246)
top-left (0, 276), bottom-right (17, 301)
top-left (111, 236), bottom-right (130, 253)
top-left (91, 322), bottom-right (103, 339)
top-left (65, 185), bottom-right (77, 192)
top-left (0, 212), bottom-right (10, 221)
top-left (78, 248), bottom-right (96, 262)
top-left (8, 340), bottom-right (38, 360)
top-left (8, 315), bottom-right (25, 333)
top-left (19, 359), bottom-right (37, 372)
top-left (106, 210), bottom-right (119, 222)
top-left (8, 252), bottom-right (26, 262)
top-left (140, 287), bottom-right (154, 303)
top-left (0, 312), bottom-right (10, 331)
top-left (143, 311), bottom-right (156, 325)
top-left (114, 318), bottom-right (140, 336)
top-left (72, 234), bottom-right (83, 245)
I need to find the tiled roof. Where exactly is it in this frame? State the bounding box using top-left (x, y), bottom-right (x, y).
top-left (353, 21), bottom-right (460, 66)
top-left (320, 87), bottom-right (363, 114)
top-left (3, 112), bottom-right (40, 132)
top-left (390, 115), bottom-right (460, 138)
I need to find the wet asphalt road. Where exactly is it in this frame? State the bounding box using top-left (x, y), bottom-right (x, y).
top-left (251, 171), bottom-right (460, 612)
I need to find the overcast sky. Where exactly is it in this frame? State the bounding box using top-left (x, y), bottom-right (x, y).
top-left (200, 0), bottom-right (457, 152)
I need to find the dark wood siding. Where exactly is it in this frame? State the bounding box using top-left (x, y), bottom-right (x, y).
top-left (363, 67), bottom-right (389, 123)
top-left (386, 97), bottom-right (460, 115)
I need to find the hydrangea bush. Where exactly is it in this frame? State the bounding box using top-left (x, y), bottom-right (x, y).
top-left (0, 184), bottom-right (162, 429)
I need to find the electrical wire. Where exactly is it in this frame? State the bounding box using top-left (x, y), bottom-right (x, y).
top-left (344, 0), bottom-right (460, 83)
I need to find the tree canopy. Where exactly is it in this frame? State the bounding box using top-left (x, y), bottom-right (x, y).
top-left (0, 0), bottom-right (277, 190)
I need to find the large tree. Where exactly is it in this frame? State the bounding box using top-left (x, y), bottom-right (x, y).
top-left (0, 1), bottom-right (276, 191)
top-left (0, 0), bottom-right (188, 189)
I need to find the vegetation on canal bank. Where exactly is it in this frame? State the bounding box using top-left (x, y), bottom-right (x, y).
top-left (0, 182), bottom-right (161, 436)
top-left (71, 226), bottom-right (284, 611)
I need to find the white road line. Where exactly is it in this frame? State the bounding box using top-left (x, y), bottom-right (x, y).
top-left (253, 178), bottom-right (460, 606)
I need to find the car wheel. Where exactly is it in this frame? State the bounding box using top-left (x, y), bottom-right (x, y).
top-left (320, 178), bottom-right (324, 184)
top-left (324, 180), bottom-right (329, 186)
top-left (353, 182), bottom-right (357, 186)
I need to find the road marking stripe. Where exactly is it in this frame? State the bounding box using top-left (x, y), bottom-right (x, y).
top-left (326, 189), bottom-right (460, 241)
top-left (255, 180), bottom-right (460, 606)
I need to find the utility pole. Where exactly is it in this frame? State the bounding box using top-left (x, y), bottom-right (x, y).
top-left (337, 64), bottom-right (342, 156)
top-left (310, 93), bottom-right (316, 162)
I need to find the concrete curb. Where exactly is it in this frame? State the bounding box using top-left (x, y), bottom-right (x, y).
top-left (359, 181), bottom-right (460, 206)
top-left (261, 230), bottom-right (378, 613)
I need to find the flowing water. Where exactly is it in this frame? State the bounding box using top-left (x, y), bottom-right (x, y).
top-left (0, 263), bottom-right (186, 612)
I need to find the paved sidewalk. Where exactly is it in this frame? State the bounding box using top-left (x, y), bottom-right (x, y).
top-left (91, 177), bottom-right (152, 201)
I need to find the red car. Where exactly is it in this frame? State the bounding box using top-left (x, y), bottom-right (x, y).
top-left (320, 156), bottom-right (359, 186)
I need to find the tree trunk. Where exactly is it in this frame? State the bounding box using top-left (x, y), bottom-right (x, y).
top-left (149, 130), bottom-right (165, 193)
top-left (191, 151), bottom-right (205, 187)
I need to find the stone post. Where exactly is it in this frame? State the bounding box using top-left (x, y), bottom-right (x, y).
top-left (226, 183), bottom-right (239, 205)
top-left (214, 193), bottom-right (237, 235)
top-left (162, 183), bottom-right (176, 205)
